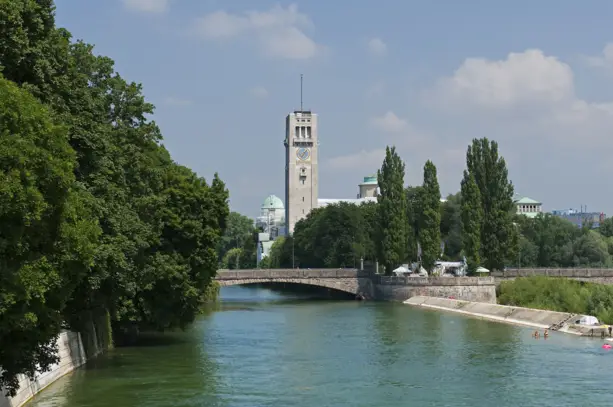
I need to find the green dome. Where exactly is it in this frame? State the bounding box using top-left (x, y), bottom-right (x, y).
top-left (262, 195), bottom-right (284, 209)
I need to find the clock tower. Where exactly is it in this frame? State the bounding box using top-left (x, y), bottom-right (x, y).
top-left (284, 110), bottom-right (319, 235)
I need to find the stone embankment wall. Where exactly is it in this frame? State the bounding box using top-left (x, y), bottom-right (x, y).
top-left (404, 296), bottom-right (577, 330)
top-left (373, 276), bottom-right (497, 303)
top-left (493, 268), bottom-right (613, 285)
top-left (0, 331), bottom-right (87, 407)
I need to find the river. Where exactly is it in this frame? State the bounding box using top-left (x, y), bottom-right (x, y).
top-left (26, 286), bottom-right (613, 407)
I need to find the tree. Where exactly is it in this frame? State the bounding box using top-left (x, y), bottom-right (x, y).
top-left (292, 202), bottom-right (369, 268)
top-left (0, 0), bottom-right (229, 394)
top-left (0, 75), bottom-right (100, 395)
top-left (465, 138), bottom-right (517, 271)
top-left (218, 212), bottom-right (255, 262)
top-left (440, 192), bottom-right (463, 260)
top-left (405, 186), bottom-right (423, 263)
top-left (460, 171), bottom-right (483, 274)
top-left (418, 161), bottom-right (442, 272)
top-left (377, 146), bottom-right (408, 274)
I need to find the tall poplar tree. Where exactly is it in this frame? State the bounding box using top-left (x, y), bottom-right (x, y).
top-left (460, 170), bottom-right (483, 274)
top-left (465, 138), bottom-right (517, 271)
top-left (377, 146), bottom-right (408, 274)
top-left (418, 161), bottom-right (442, 272)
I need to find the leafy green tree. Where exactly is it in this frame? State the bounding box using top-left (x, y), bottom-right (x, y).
top-left (405, 186), bottom-right (423, 263)
top-left (599, 217), bottom-right (613, 238)
top-left (0, 76), bottom-right (100, 395)
top-left (293, 203), bottom-right (369, 268)
top-left (419, 161), bottom-right (442, 272)
top-left (460, 171), bottom-right (483, 273)
top-left (218, 212), bottom-right (255, 262)
top-left (440, 192), bottom-right (463, 260)
top-left (0, 0), bottom-right (229, 393)
top-left (465, 138), bottom-right (517, 271)
top-left (377, 146), bottom-right (408, 274)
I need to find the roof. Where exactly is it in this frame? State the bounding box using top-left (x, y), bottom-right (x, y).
top-left (516, 197), bottom-right (541, 205)
top-left (262, 194), bottom-right (284, 209)
top-left (359, 175), bottom-right (378, 185)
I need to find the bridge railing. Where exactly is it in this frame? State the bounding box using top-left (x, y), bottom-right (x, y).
top-left (493, 268), bottom-right (613, 278)
top-left (215, 268), bottom-right (373, 280)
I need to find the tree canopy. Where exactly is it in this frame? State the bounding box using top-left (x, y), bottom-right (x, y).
top-left (0, 0), bottom-right (228, 396)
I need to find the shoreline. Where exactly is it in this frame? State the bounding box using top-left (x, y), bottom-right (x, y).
top-left (403, 296), bottom-right (606, 336)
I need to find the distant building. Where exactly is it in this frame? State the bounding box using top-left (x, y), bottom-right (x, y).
top-left (317, 175), bottom-right (379, 208)
top-left (515, 195), bottom-right (543, 218)
top-left (256, 195), bottom-right (286, 266)
top-left (551, 208), bottom-right (606, 228)
top-left (256, 195), bottom-right (286, 238)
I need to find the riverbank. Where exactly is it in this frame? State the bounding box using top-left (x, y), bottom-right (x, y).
top-left (404, 296), bottom-right (608, 336)
top-left (0, 332), bottom-right (87, 407)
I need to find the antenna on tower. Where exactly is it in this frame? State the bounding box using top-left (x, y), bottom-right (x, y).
top-left (300, 74), bottom-right (303, 111)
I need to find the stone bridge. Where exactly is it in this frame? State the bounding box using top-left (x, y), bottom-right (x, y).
top-left (493, 268), bottom-right (613, 285)
top-left (214, 269), bottom-right (498, 303)
top-left (215, 269), bottom-right (375, 298)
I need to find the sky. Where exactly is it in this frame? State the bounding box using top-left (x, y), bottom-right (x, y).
top-left (54, 0), bottom-right (613, 218)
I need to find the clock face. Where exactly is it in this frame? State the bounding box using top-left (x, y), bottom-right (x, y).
top-left (296, 147), bottom-right (311, 161)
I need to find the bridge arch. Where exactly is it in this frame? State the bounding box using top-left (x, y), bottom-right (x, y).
top-left (216, 278), bottom-right (359, 296)
top-left (214, 269), bottom-right (374, 299)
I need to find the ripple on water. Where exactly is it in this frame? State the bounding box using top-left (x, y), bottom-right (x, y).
top-left (23, 288), bottom-right (613, 407)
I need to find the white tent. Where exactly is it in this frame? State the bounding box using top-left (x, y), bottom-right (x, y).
top-left (392, 265), bottom-right (410, 276)
top-left (476, 266), bottom-right (490, 274)
top-left (575, 315), bottom-right (600, 326)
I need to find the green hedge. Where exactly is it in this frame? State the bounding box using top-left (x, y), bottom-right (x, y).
top-left (498, 276), bottom-right (613, 324)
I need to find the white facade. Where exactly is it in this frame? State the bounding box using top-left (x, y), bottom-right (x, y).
top-left (285, 111), bottom-right (318, 234)
top-left (256, 195), bottom-right (286, 238)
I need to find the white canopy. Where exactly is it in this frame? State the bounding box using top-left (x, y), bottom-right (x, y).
top-left (476, 266), bottom-right (490, 273)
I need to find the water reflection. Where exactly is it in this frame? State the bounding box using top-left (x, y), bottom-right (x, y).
top-left (28, 325), bottom-right (223, 407)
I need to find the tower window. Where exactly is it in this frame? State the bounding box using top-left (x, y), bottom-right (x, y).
top-left (302, 209), bottom-right (305, 214)
top-left (302, 197), bottom-right (304, 202)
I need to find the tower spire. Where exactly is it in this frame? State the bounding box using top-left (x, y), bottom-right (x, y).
top-left (300, 74), bottom-right (303, 111)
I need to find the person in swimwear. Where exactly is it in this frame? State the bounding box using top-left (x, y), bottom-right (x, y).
top-left (533, 330), bottom-right (540, 338)
top-left (543, 329), bottom-right (549, 339)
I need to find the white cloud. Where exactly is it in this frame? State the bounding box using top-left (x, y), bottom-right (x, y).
top-left (584, 43), bottom-right (613, 69)
top-left (367, 38), bottom-right (387, 56)
top-left (122, 0), bottom-right (169, 13)
top-left (428, 49), bottom-right (575, 110)
top-left (163, 97), bottom-right (192, 106)
top-left (192, 4), bottom-right (322, 60)
top-left (370, 111), bottom-right (408, 132)
top-left (250, 86), bottom-right (269, 99)
top-left (327, 149), bottom-right (386, 171)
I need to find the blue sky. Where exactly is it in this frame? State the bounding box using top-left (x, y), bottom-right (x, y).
top-left (54, 0), bottom-right (613, 217)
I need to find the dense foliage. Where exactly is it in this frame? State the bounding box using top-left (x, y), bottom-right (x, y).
top-left (376, 146), bottom-right (408, 274)
top-left (418, 161), bottom-right (442, 271)
top-left (218, 212), bottom-right (257, 269)
top-left (464, 138), bottom-right (517, 271)
top-left (498, 277), bottom-right (613, 324)
top-left (0, 1), bottom-right (228, 396)
top-left (460, 171), bottom-right (483, 273)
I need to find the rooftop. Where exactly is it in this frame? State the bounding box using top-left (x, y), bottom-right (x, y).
top-left (262, 195), bottom-right (284, 210)
top-left (515, 196), bottom-right (541, 205)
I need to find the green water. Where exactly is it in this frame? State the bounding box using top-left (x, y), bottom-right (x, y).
top-left (27, 287), bottom-right (613, 407)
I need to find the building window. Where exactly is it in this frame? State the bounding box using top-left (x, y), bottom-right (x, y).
top-left (302, 209), bottom-right (305, 214)
top-left (300, 178), bottom-right (305, 185)
top-left (302, 197), bottom-right (304, 202)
